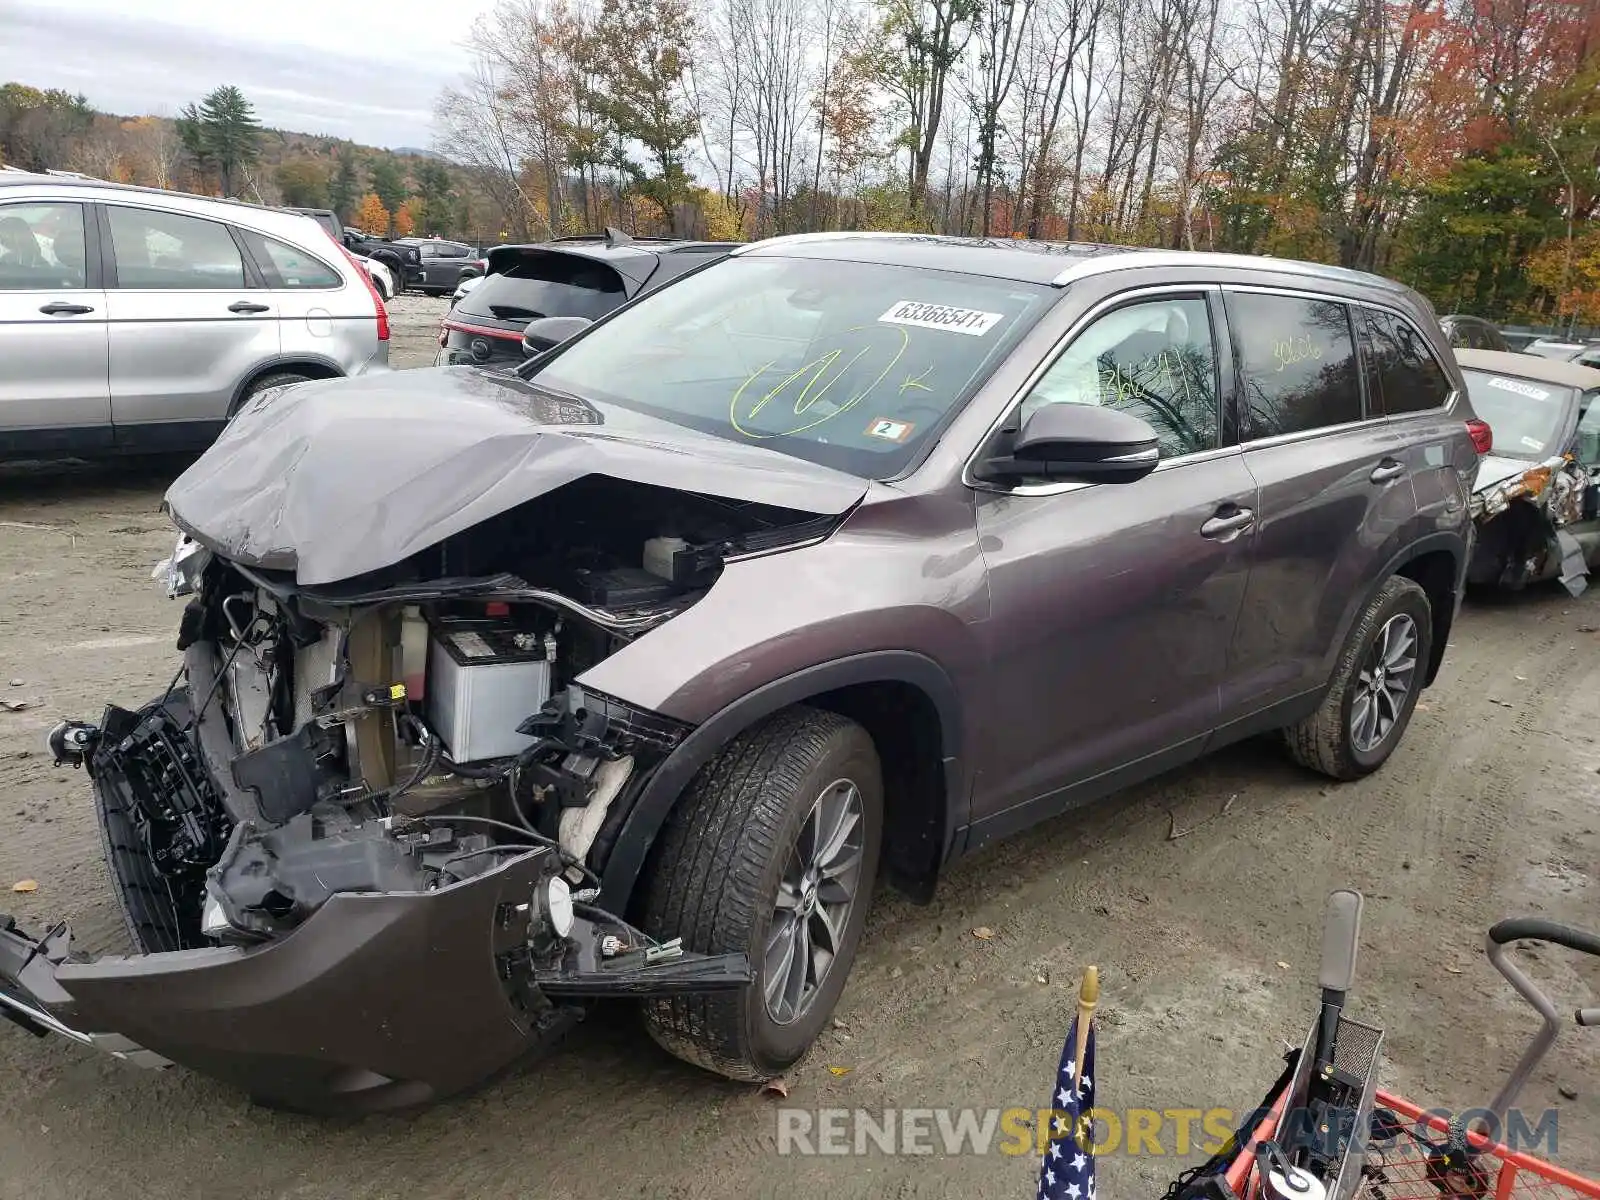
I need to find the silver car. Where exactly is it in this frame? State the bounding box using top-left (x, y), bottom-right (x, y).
top-left (0, 172), bottom-right (389, 459)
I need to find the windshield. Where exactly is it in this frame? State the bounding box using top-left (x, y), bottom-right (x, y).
top-left (1461, 369), bottom-right (1576, 459)
top-left (525, 255), bottom-right (1055, 478)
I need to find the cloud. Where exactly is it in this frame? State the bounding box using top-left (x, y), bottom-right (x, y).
top-left (0, 1), bottom-right (485, 147)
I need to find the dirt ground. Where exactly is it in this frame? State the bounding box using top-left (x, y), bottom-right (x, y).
top-left (1, 303), bottom-right (1597, 1198)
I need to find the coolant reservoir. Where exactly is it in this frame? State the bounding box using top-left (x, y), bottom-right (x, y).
top-left (400, 606), bottom-right (428, 699)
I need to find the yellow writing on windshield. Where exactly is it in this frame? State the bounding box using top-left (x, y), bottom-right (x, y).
top-left (730, 324), bottom-right (909, 439)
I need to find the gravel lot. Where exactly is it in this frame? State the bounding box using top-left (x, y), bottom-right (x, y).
top-left (1, 301), bottom-right (1597, 1198)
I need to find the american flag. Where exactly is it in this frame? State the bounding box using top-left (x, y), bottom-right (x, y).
top-left (1038, 1015), bottom-right (1096, 1200)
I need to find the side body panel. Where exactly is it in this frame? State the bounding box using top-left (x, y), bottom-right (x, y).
top-left (0, 197), bottom-right (112, 452)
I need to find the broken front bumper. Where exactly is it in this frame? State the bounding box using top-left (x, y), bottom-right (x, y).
top-left (1, 751), bottom-right (749, 1117)
top-left (1468, 456), bottom-right (1596, 596)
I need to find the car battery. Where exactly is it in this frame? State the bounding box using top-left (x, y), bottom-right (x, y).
top-left (425, 621), bottom-right (553, 764)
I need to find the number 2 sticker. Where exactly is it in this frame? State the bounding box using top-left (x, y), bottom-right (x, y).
top-left (865, 417), bottom-right (915, 443)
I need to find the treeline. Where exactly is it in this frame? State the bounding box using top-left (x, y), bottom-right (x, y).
top-left (439, 0), bottom-right (1600, 324)
top-left (5, 0), bottom-right (1599, 326)
top-left (0, 82), bottom-right (500, 242)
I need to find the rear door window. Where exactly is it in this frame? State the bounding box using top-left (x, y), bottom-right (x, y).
top-left (1225, 292), bottom-right (1362, 439)
top-left (1364, 309), bottom-right (1453, 415)
top-left (459, 252), bottom-right (626, 323)
top-left (106, 206), bottom-right (247, 290)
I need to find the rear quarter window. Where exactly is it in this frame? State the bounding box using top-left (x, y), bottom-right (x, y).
top-left (1363, 309), bottom-right (1453, 415)
top-left (240, 231), bottom-right (341, 289)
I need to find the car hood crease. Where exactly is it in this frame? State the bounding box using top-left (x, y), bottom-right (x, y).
top-left (163, 368), bottom-right (871, 585)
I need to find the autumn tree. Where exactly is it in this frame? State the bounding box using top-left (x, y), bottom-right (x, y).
top-left (126, 115), bottom-right (180, 188)
top-left (394, 199), bottom-right (418, 236)
top-left (354, 192), bottom-right (390, 234)
top-left (592, 0), bottom-right (700, 224)
top-left (0, 83), bottom-right (93, 171)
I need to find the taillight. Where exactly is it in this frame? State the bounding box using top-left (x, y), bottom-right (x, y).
top-left (330, 235), bottom-right (389, 342)
top-left (1466, 418), bottom-right (1492, 455)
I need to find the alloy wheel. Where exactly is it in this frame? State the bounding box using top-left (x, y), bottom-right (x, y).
top-left (1350, 613), bottom-right (1419, 753)
top-left (763, 778), bottom-right (865, 1024)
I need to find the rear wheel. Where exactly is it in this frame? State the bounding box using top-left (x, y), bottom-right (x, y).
top-left (1284, 575), bottom-right (1432, 780)
top-left (640, 707), bottom-right (882, 1081)
top-left (232, 371), bottom-right (312, 417)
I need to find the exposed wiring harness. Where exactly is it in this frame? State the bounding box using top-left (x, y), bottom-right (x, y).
top-left (397, 812), bottom-right (600, 888)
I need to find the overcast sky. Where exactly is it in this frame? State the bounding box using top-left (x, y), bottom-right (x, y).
top-left (0, 0), bottom-right (497, 148)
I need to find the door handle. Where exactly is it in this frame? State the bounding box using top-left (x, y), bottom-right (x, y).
top-left (1200, 507), bottom-right (1255, 539)
top-left (1369, 458), bottom-right (1406, 484)
top-left (228, 301), bottom-right (270, 314)
top-left (38, 301), bottom-right (93, 316)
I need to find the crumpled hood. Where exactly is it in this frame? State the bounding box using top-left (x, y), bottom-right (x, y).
top-left (164, 367), bottom-right (871, 586)
top-left (1473, 454), bottom-right (1536, 493)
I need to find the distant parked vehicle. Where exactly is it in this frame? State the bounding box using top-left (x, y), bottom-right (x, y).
top-left (342, 228), bottom-right (420, 294)
top-left (0, 172), bottom-right (389, 460)
top-left (1455, 348), bottom-right (1600, 595)
top-left (1524, 337), bottom-right (1600, 365)
top-left (278, 209), bottom-right (396, 300)
top-left (1439, 314), bottom-right (1511, 353)
top-left (449, 272), bottom-right (484, 308)
top-left (436, 228), bottom-right (738, 367)
top-left (396, 236), bottom-right (482, 296)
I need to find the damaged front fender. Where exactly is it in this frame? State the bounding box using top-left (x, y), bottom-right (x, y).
top-left (1469, 454), bottom-right (1595, 596)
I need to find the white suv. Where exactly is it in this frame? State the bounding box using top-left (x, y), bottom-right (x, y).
top-left (0, 172), bottom-right (390, 459)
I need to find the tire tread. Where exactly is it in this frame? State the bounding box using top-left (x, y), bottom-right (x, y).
top-left (1284, 575), bottom-right (1431, 780)
top-left (641, 706), bottom-right (870, 1080)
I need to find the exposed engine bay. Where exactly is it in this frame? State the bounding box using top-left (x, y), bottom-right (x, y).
top-left (54, 477), bottom-right (830, 954)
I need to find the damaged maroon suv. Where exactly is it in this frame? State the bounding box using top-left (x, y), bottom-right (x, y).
top-left (1, 234), bottom-right (1482, 1114)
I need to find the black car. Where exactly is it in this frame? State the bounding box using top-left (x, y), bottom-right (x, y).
top-left (437, 230), bottom-right (738, 367)
top-left (397, 237), bottom-right (484, 296)
top-left (343, 228), bottom-right (422, 292)
top-left (1440, 314), bottom-right (1512, 353)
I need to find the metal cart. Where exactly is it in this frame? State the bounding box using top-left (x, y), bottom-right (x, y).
top-left (1169, 891), bottom-right (1599, 1200)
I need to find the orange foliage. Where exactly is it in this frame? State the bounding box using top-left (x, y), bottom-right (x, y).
top-left (354, 193), bottom-right (389, 234)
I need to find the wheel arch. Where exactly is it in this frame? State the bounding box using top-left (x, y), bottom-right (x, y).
top-left (598, 651), bottom-right (967, 914)
top-left (1329, 533), bottom-right (1465, 689)
top-left (227, 356), bottom-right (345, 415)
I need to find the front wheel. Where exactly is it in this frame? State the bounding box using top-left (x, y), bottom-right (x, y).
top-left (1284, 575), bottom-right (1433, 780)
top-left (640, 707), bottom-right (882, 1081)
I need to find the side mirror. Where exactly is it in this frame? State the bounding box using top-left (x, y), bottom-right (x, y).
top-left (522, 315), bottom-right (593, 357)
top-left (984, 404), bottom-right (1159, 484)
